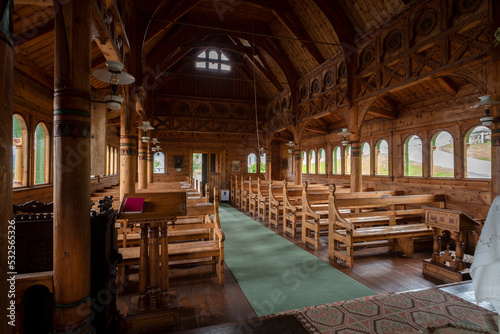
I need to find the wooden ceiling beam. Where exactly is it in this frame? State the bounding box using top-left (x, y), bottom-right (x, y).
top-left (271, 6), bottom-right (326, 65)
top-left (240, 53), bottom-right (283, 93)
top-left (143, 0), bottom-right (203, 55)
top-left (312, 0), bottom-right (356, 103)
top-left (14, 19), bottom-right (54, 48)
top-left (146, 25), bottom-right (199, 67)
top-left (437, 76), bottom-right (458, 95)
top-left (382, 95), bottom-right (398, 110)
top-left (305, 126), bottom-right (328, 134)
top-left (367, 108), bottom-right (397, 119)
top-left (14, 52), bottom-right (52, 89)
top-left (15, 0), bottom-right (52, 6)
top-left (235, 66), bottom-right (268, 100)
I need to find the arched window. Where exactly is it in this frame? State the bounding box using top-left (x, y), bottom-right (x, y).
top-left (361, 142), bottom-right (371, 176)
top-left (465, 126), bottom-right (491, 178)
top-left (318, 148), bottom-right (326, 174)
top-left (114, 147), bottom-right (119, 174)
top-left (106, 145), bottom-right (110, 175)
top-left (309, 150), bottom-right (316, 174)
top-left (247, 153), bottom-right (257, 173)
top-left (332, 146), bottom-right (341, 175)
top-left (260, 153), bottom-right (266, 173)
top-left (13, 115), bottom-right (28, 187)
top-left (375, 139), bottom-right (389, 176)
top-left (345, 145), bottom-right (351, 175)
top-left (431, 131), bottom-right (454, 178)
top-left (302, 151), bottom-right (307, 173)
top-left (154, 152), bottom-right (165, 173)
top-left (33, 123), bottom-right (50, 184)
top-left (195, 49), bottom-right (231, 71)
top-left (404, 135), bottom-right (422, 177)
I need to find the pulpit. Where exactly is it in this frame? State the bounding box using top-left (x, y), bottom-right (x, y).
top-left (422, 206), bottom-right (480, 283)
top-left (117, 192), bottom-right (187, 333)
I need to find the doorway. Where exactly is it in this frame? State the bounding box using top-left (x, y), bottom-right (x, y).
top-left (193, 153), bottom-right (208, 196)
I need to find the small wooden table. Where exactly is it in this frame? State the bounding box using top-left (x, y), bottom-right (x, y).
top-left (118, 192), bottom-right (187, 311)
top-left (423, 207), bottom-right (480, 283)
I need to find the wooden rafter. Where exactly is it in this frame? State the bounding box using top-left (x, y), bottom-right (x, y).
top-left (437, 76), bottom-right (458, 95)
top-left (14, 52), bottom-right (52, 89)
top-left (271, 5), bottom-right (325, 65)
top-left (15, 0), bottom-right (52, 6)
top-left (305, 126), bottom-right (328, 134)
top-left (367, 108), bottom-right (397, 119)
top-left (143, 0), bottom-right (203, 55)
top-left (14, 19), bottom-right (54, 48)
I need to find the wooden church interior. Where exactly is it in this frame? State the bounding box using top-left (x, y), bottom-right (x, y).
top-left (1, 0), bottom-right (500, 332)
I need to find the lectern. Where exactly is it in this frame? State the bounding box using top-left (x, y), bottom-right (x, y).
top-left (422, 206), bottom-right (480, 283)
top-left (117, 192), bottom-right (187, 332)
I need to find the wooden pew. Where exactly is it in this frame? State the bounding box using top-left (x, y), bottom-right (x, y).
top-left (269, 180), bottom-right (301, 228)
top-left (328, 187), bottom-right (446, 268)
top-left (118, 189), bottom-right (225, 285)
top-left (239, 176), bottom-right (259, 213)
top-left (248, 178), bottom-right (266, 217)
top-left (256, 178), bottom-right (274, 221)
top-left (301, 183), bottom-right (402, 249)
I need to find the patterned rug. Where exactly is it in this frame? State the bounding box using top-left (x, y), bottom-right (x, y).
top-left (276, 288), bottom-right (497, 334)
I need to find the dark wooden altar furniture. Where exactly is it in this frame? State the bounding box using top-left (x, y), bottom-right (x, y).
top-left (422, 207), bottom-right (480, 283)
top-left (12, 197), bottom-right (120, 334)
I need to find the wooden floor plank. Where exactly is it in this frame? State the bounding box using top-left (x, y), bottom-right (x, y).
top-left (117, 205), bottom-right (454, 333)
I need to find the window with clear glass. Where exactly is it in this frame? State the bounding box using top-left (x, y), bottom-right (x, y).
top-left (404, 135), bottom-right (422, 177)
top-left (431, 131), bottom-right (454, 178)
top-left (465, 126), bottom-right (491, 179)
top-left (34, 123), bottom-right (50, 184)
top-left (248, 153), bottom-right (257, 173)
top-left (195, 49), bottom-right (231, 71)
top-left (345, 145), bottom-right (351, 175)
top-left (302, 151), bottom-right (307, 173)
top-left (318, 148), bottom-right (326, 174)
top-left (309, 150), bottom-right (316, 174)
top-left (375, 140), bottom-right (389, 176)
top-left (154, 152), bottom-right (165, 173)
top-left (332, 146), bottom-right (341, 175)
top-left (260, 153), bottom-right (266, 173)
top-left (13, 115), bottom-right (28, 187)
top-left (361, 142), bottom-right (371, 176)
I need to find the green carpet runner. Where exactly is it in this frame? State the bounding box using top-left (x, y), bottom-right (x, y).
top-left (218, 203), bottom-right (376, 317)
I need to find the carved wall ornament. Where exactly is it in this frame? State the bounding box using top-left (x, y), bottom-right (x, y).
top-left (311, 78), bottom-right (320, 94)
top-left (324, 70), bottom-right (334, 87)
top-left (281, 97), bottom-right (288, 110)
top-left (415, 9), bottom-right (437, 37)
top-left (458, 0), bottom-right (483, 15)
top-left (338, 61), bottom-right (347, 79)
top-left (177, 102), bottom-right (190, 114)
top-left (197, 103), bottom-right (209, 115)
top-left (385, 30), bottom-right (402, 53)
top-left (300, 85), bottom-right (308, 101)
top-left (360, 45), bottom-right (375, 67)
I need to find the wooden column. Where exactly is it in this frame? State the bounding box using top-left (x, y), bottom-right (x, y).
top-left (0, 1), bottom-right (13, 333)
top-left (350, 102), bottom-right (362, 192)
top-left (265, 153), bottom-right (272, 181)
top-left (53, 1), bottom-right (93, 332)
top-left (147, 134), bottom-right (154, 184)
top-left (293, 150), bottom-right (302, 185)
top-left (138, 129), bottom-right (148, 189)
top-left (120, 87), bottom-right (137, 200)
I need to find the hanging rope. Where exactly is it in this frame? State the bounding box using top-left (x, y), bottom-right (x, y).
top-left (252, 22), bottom-right (267, 180)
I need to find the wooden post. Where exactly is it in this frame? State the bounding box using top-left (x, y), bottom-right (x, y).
top-left (160, 221), bottom-right (169, 306)
top-left (53, 1), bottom-right (93, 332)
top-left (120, 86), bottom-right (138, 200)
top-left (265, 153), bottom-right (272, 181)
top-left (350, 102), bottom-right (362, 192)
top-left (490, 0), bottom-right (500, 198)
top-left (138, 129), bottom-right (148, 189)
top-left (138, 224), bottom-right (148, 311)
top-left (294, 150), bottom-right (302, 185)
top-left (148, 223), bottom-right (160, 309)
top-left (0, 2), bottom-right (13, 333)
top-left (147, 133), bottom-right (154, 184)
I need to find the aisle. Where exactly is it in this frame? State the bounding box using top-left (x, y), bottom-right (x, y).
top-left (218, 203), bottom-right (375, 316)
